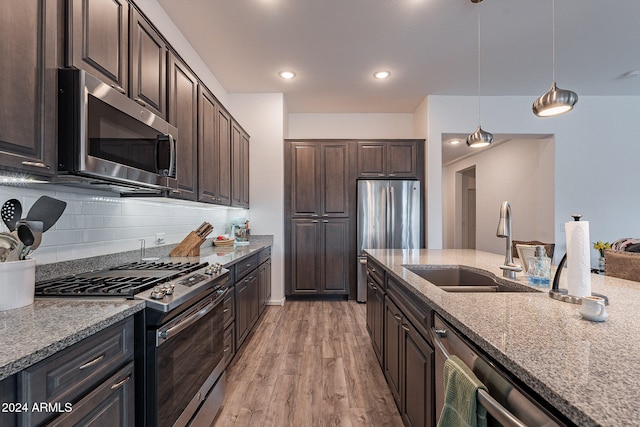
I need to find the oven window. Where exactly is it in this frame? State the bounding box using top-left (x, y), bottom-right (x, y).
top-left (87, 95), bottom-right (162, 174)
top-left (156, 299), bottom-right (224, 427)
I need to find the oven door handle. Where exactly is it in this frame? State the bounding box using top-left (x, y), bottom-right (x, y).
top-left (157, 291), bottom-right (225, 347)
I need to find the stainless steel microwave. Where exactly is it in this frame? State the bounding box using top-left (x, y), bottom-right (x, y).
top-left (58, 69), bottom-right (178, 191)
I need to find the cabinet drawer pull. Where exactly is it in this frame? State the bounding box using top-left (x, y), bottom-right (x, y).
top-left (110, 374), bottom-right (131, 390)
top-left (224, 345), bottom-right (230, 353)
top-left (134, 97), bottom-right (147, 107)
top-left (171, 189), bottom-right (181, 194)
top-left (21, 161), bottom-right (51, 170)
top-left (323, 220), bottom-right (328, 223)
top-left (371, 268), bottom-right (376, 272)
top-left (79, 354), bottom-right (105, 370)
top-left (394, 314), bottom-right (402, 321)
top-left (110, 84), bottom-right (126, 94)
top-left (378, 173), bottom-right (385, 177)
top-left (223, 308), bottom-right (229, 313)
top-left (402, 324), bottom-right (410, 332)
top-left (312, 220), bottom-right (318, 223)
top-left (389, 173), bottom-right (396, 176)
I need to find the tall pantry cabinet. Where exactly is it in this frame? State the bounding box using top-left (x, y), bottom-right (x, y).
top-left (284, 141), bottom-right (357, 297)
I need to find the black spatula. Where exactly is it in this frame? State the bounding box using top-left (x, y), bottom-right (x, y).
top-left (26, 196), bottom-right (67, 232)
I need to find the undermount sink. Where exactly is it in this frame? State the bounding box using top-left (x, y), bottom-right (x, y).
top-left (403, 265), bottom-right (538, 293)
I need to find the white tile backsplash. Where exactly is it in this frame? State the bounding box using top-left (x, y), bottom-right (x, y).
top-left (0, 184), bottom-right (249, 265)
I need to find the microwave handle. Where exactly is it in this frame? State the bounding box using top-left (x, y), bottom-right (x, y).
top-left (168, 134), bottom-right (176, 177)
top-left (156, 134), bottom-right (176, 177)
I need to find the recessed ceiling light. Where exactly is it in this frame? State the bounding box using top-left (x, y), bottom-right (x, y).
top-left (279, 70), bottom-right (296, 79)
top-left (373, 70), bottom-right (391, 79)
top-left (449, 139), bottom-right (461, 145)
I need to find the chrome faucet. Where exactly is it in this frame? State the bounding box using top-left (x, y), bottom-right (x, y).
top-left (496, 201), bottom-right (523, 279)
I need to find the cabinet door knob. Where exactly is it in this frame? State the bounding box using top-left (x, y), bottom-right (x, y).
top-left (110, 374), bottom-right (131, 390)
top-left (110, 84), bottom-right (126, 94)
top-left (21, 161), bottom-right (51, 170)
top-left (79, 354), bottom-right (105, 370)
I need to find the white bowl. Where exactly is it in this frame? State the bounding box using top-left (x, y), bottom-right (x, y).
top-left (0, 258), bottom-right (36, 311)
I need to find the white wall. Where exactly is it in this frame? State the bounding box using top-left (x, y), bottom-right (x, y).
top-left (288, 113), bottom-right (414, 139)
top-left (413, 97), bottom-right (433, 248)
top-left (442, 138), bottom-right (554, 256)
top-left (228, 93), bottom-right (287, 305)
top-left (427, 95), bottom-right (640, 265)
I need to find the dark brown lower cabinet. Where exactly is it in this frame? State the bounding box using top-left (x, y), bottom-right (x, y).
top-left (384, 296), bottom-right (434, 427)
top-left (366, 275), bottom-right (385, 364)
top-left (258, 259), bottom-right (271, 314)
top-left (402, 319), bottom-right (434, 427)
top-left (289, 218), bottom-right (349, 295)
top-left (46, 363), bottom-right (135, 427)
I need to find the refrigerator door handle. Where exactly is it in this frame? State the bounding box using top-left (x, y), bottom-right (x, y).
top-left (389, 185), bottom-right (395, 245)
top-left (385, 186), bottom-right (390, 247)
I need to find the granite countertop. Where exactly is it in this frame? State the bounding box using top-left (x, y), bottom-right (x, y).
top-left (0, 300), bottom-right (144, 381)
top-left (366, 248), bottom-right (640, 427)
top-left (1, 236), bottom-right (273, 382)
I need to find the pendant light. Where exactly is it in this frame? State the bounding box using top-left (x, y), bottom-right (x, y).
top-left (532, 0), bottom-right (578, 117)
top-left (466, 0), bottom-right (493, 148)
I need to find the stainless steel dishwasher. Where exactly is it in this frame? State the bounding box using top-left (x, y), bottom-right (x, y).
top-left (431, 314), bottom-right (566, 427)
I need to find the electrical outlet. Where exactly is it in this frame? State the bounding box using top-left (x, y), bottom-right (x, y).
top-left (155, 232), bottom-right (166, 245)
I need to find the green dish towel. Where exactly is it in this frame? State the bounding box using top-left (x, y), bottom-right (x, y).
top-left (437, 355), bottom-right (488, 427)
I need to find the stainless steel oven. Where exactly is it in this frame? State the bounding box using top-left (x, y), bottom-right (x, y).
top-left (58, 68), bottom-right (178, 191)
top-left (146, 287), bottom-right (227, 427)
top-left (35, 260), bottom-right (230, 426)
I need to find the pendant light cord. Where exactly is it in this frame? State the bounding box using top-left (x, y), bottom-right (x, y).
top-left (477, 2), bottom-right (481, 125)
top-left (552, 0), bottom-right (556, 83)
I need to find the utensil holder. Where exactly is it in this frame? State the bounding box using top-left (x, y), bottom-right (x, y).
top-left (0, 258), bottom-right (36, 311)
top-left (169, 231), bottom-right (206, 257)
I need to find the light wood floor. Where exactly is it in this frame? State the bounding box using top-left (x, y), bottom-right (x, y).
top-left (213, 300), bottom-right (403, 426)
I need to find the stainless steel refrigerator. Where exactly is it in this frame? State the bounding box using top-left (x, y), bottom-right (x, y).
top-left (357, 180), bottom-right (421, 302)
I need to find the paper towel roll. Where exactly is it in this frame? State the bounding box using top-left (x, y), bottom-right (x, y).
top-left (566, 220), bottom-right (591, 297)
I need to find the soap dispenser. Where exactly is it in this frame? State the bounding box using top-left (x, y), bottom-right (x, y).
top-left (528, 245), bottom-right (551, 287)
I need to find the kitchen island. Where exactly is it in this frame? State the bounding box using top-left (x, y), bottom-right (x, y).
top-left (366, 248), bottom-right (640, 426)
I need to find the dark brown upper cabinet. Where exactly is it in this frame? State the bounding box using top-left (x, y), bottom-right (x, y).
top-left (357, 140), bottom-right (422, 179)
top-left (231, 121), bottom-right (250, 208)
top-left (129, 7), bottom-right (166, 118)
top-left (68, 0), bottom-right (128, 94)
top-left (0, 0), bottom-right (60, 177)
top-left (287, 141), bottom-right (352, 217)
top-left (198, 86), bottom-right (231, 205)
top-left (168, 53), bottom-right (198, 201)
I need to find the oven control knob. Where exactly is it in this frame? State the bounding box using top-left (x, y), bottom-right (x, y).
top-left (163, 283), bottom-right (174, 295)
top-left (150, 286), bottom-right (165, 299)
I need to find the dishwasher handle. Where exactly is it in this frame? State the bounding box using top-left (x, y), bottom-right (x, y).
top-left (431, 327), bottom-right (528, 427)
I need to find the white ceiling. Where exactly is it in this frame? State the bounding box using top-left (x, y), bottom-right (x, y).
top-left (156, 0), bottom-right (640, 114)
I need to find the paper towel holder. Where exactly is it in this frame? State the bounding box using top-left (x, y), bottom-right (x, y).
top-left (549, 214), bottom-right (609, 305)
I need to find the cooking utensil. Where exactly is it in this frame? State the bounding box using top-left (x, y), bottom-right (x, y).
top-left (16, 220), bottom-right (43, 259)
top-left (1, 199), bottom-right (22, 231)
top-left (26, 196), bottom-right (67, 232)
top-left (0, 232), bottom-right (20, 262)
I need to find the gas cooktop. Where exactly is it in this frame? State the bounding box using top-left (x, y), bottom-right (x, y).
top-left (35, 261), bottom-right (207, 298)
